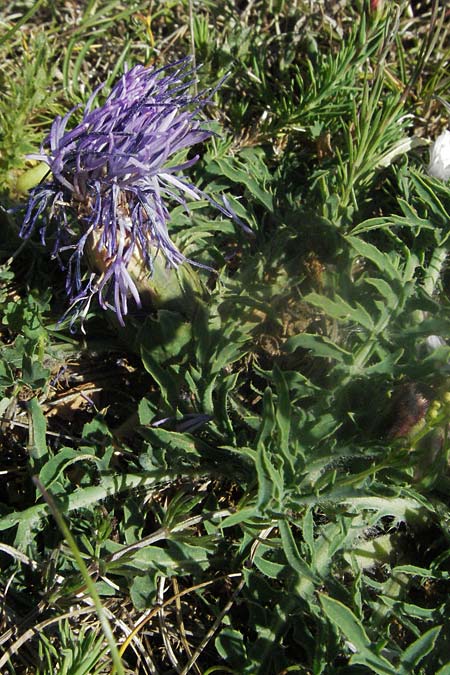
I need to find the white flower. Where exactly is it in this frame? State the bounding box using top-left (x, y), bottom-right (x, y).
top-left (425, 335), bottom-right (446, 353)
top-left (428, 129), bottom-right (450, 181)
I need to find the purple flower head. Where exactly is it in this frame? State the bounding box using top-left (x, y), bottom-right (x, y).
top-left (20, 58), bottom-right (242, 326)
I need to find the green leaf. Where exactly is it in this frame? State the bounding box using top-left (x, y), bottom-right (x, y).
top-left (142, 310), bottom-right (193, 362)
top-left (342, 496), bottom-right (428, 522)
top-left (410, 171), bottom-right (450, 226)
top-left (21, 354), bottom-right (50, 389)
top-left (398, 198), bottom-right (435, 231)
top-left (305, 292), bottom-right (374, 330)
top-left (0, 472), bottom-right (169, 545)
top-left (392, 565), bottom-right (450, 580)
top-left (363, 349), bottom-right (404, 375)
top-left (278, 520), bottom-right (316, 583)
top-left (26, 397), bottom-right (48, 472)
top-left (351, 216), bottom-right (396, 235)
top-left (255, 444), bottom-right (281, 511)
top-left (364, 277), bottom-right (399, 309)
top-left (220, 507), bottom-right (261, 529)
top-left (256, 387), bottom-right (276, 451)
top-left (302, 507), bottom-right (315, 561)
top-left (399, 626), bottom-right (441, 671)
top-left (319, 594), bottom-right (393, 675)
top-left (346, 236), bottom-right (398, 280)
top-left (140, 345), bottom-right (178, 409)
top-left (319, 593), bottom-right (370, 651)
top-left (284, 333), bottom-right (351, 361)
top-left (215, 628), bottom-right (247, 667)
top-left (273, 365), bottom-right (291, 451)
top-left (130, 573), bottom-right (157, 610)
top-left (138, 397), bottom-right (157, 426)
top-left (206, 155), bottom-right (273, 213)
top-left (253, 553), bottom-right (286, 580)
top-left (436, 664), bottom-right (450, 675)
top-left (0, 360), bottom-right (14, 388)
top-left (377, 596), bottom-right (435, 620)
top-left (39, 447), bottom-right (99, 490)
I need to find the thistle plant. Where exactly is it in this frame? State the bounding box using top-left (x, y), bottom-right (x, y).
top-left (19, 59), bottom-right (238, 326)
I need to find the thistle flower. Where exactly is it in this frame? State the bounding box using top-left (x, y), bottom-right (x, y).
top-left (20, 59), bottom-right (242, 325)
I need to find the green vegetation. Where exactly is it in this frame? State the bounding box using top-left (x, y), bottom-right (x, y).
top-left (1, 1), bottom-right (450, 673)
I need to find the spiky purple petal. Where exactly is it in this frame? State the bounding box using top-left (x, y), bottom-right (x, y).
top-left (20, 58), bottom-right (238, 326)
